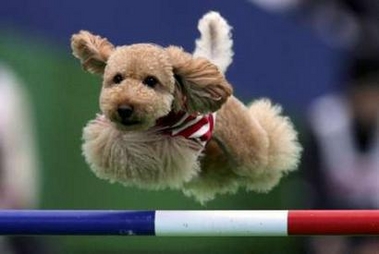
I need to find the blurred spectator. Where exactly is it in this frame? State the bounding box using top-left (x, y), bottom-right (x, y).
top-left (249, 0), bottom-right (379, 253)
top-left (302, 55), bottom-right (379, 253)
top-left (0, 64), bottom-right (39, 210)
top-left (0, 64), bottom-right (48, 254)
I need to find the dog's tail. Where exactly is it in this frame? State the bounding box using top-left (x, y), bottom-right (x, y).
top-left (193, 11), bottom-right (234, 74)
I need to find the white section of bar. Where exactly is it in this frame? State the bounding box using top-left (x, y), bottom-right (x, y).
top-left (155, 210), bottom-right (288, 236)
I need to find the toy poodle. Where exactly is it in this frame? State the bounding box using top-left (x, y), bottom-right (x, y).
top-left (71, 11), bottom-right (301, 203)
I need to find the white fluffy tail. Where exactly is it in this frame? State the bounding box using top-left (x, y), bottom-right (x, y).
top-left (193, 11), bottom-right (234, 73)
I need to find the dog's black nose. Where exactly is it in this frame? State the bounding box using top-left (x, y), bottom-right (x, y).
top-left (117, 105), bottom-right (134, 120)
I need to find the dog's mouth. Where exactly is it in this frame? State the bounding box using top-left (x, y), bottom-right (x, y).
top-left (109, 113), bottom-right (142, 127)
top-left (120, 119), bottom-right (141, 126)
top-left (114, 118), bottom-right (149, 131)
top-left (108, 112), bottom-right (154, 131)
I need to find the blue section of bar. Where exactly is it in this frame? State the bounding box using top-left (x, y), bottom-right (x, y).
top-left (0, 210), bottom-right (155, 235)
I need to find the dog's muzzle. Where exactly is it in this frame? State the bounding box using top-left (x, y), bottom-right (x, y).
top-left (117, 105), bottom-right (140, 126)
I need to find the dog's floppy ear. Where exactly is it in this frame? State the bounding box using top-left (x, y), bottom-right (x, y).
top-left (71, 30), bottom-right (115, 74)
top-left (166, 46), bottom-right (232, 113)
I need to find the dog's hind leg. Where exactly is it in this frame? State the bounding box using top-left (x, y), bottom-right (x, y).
top-left (212, 96), bottom-right (301, 192)
top-left (244, 99), bottom-right (301, 191)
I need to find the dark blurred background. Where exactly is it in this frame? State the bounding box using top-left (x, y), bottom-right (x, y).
top-left (1, 0), bottom-right (377, 253)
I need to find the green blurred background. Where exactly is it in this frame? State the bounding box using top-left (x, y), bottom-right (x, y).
top-left (0, 29), bottom-right (306, 253)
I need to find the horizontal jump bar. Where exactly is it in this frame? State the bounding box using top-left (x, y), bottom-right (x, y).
top-left (0, 210), bottom-right (378, 236)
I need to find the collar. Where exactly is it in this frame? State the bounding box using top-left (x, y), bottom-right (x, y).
top-left (155, 110), bottom-right (216, 148)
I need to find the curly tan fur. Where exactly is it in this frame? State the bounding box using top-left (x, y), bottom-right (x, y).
top-left (71, 12), bottom-right (301, 203)
top-left (182, 97), bottom-right (302, 203)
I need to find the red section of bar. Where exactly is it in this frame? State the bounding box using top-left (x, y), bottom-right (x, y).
top-left (288, 210), bottom-right (379, 235)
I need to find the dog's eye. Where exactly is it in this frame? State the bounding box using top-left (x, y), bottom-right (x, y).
top-left (143, 76), bottom-right (158, 88)
top-left (113, 74), bottom-right (123, 84)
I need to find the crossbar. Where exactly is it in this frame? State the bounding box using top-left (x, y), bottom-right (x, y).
top-left (0, 210), bottom-right (378, 236)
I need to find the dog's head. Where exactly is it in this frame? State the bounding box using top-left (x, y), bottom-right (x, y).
top-left (71, 30), bottom-right (232, 131)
